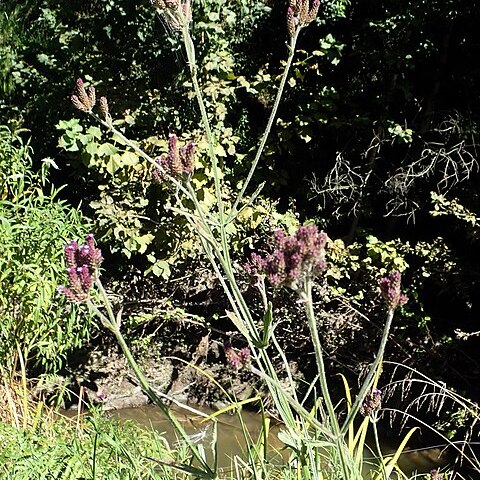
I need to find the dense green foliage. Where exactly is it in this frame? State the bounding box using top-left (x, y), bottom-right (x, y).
top-left (0, 0), bottom-right (477, 392)
top-left (0, 127), bottom-right (92, 372)
top-left (0, 0), bottom-right (478, 400)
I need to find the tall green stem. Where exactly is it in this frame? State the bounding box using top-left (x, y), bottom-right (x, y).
top-left (304, 276), bottom-right (350, 479)
top-left (372, 419), bottom-right (388, 480)
top-left (304, 277), bottom-right (338, 430)
top-left (340, 308), bottom-right (395, 436)
top-left (92, 280), bottom-right (216, 477)
top-left (229, 30), bottom-right (300, 219)
top-left (177, 20), bottom-right (307, 437)
top-left (181, 24), bottom-right (233, 277)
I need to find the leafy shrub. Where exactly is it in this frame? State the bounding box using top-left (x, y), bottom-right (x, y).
top-left (57, 117), bottom-right (299, 278)
top-left (0, 127), bottom-right (92, 372)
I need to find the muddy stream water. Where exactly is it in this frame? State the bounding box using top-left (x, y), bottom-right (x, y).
top-left (108, 404), bottom-right (448, 477)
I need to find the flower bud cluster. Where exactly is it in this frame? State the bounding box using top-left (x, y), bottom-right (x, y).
top-left (287, 0), bottom-right (320, 38)
top-left (58, 234), bottom-right (103, 303)
top-left (224, 341), bottom-right (251, 370)
top-left (150, 0), bottom-right (192, 29)
top-left (360, 388), bottom-right (382, 417)
top-left (71, 78), bottom-right (96, 113)
top-left (71, 79), bottom-right (112, 125)
top-left (153, 134), bottom-right (196, 182)
top-left (246, 225), bottom-right (328, 288)
top-left (378, 270), bottom-right (408, 310)
top-left (429, 470), bottom-right (445, 480)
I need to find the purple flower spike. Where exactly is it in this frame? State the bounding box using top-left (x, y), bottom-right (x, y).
top-left (287, 0), bottom-right (320, 38)
top-left (238, 347), bottom-right (251, 365)
top-left (360, 388), bottom-right (382, 417)
top-left (71, 78), bottom-right (96, 112)
top-left (245, 225), bottom-right (328, 289)
top-left (59, 234), bottom-right (103, 303)
top-left (152, 134), bottom-right (197, 182)
top-left (429, 470), bottom-right (445, 480)
top-left (379, 270), bottom-right (408, 310)
top-left (64, 241), bottom-right (78, 270)
top-left (224, 342), bottom-right (251, 370)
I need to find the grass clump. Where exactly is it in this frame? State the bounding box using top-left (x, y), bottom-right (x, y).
top-left (0, 404), bottom-right (173, 480)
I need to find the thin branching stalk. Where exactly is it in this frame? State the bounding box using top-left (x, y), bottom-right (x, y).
top-left (372, 419), bottom-right (388, 480)
top-left (89, 113), bottom-right (191, 198)
top-left (69, 4), bottom-right (369, 477)
top-left (341, 307), bottom-right (395, 436)
top-left (229, 30), bottom-right (301, 220)
top-left (90, 279), bottom-right (217, 478)
top-left (180, 22), bottom-right (233, 277)
top-left (304, 275), bottom-right (350, 479)
top-left (177, 12), bottom-right (349, 466)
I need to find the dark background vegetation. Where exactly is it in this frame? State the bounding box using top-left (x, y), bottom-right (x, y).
top-left (1, 0), bottom-right (480, 455)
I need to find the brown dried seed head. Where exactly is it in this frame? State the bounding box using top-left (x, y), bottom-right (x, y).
top-left (167, 134), bottom-right (182, 175)
top-left (169, 152), bottom-right (182, 175)
top-left (306, 0), bottom-right (320, 23)
top-left (71, 94), bottom-right (91, 113)
top-left (287, 6), bottom-right (296, 38)
top-left (87, 85), bottom-right (96, 109)
top-left (180, 142), bottom-right (196, 175)
top-left (298, 0), bottom-right (309, 23)
top-left (99, 96), bottom-right (109, 119)
top-left (75, 78), bottom-right (91, 110)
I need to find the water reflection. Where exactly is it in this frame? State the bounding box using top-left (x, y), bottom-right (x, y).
top-left (109, 404), bottom-right (284, 469)
top-left (109, 404), bottom-right (448, 477)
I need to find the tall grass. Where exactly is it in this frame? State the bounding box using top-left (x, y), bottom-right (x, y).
top-left (0, 362), bottom-right (175, 480)
top-left (0, 126), bottom-right (92, 373)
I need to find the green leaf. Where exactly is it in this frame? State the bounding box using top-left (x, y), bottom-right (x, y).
top-left (56, 119), bottom-right (83, 133)
top-left (105, 154), bottom-right (122, 175)
top-left (136, 233), bottom-right (155, 254)
top-left (121, 151), bottom-right (139, 166)
top-left (214, 143), bottom-right (227, 157)
top-left (147, 260), bottom-right (171, 279)
top-left (98, 143), bottom-right (119, 157)
top-left (85, 141), bottom-right (98, 156)
top-left (86, 126), bottom-right (102, 139)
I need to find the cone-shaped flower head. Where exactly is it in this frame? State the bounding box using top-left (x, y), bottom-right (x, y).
top-left (224, 341), bottom-right (251, 370)
top-left (71, 78), bottom-right (96, 113)
top-left (246, 225), bottom-right (328, 289)
top-left (58, 234), bottom-right (103, 303)
top-left (287, 0), bottom-right (320, 38)
top-left (360, 388), bottom-right (382, 417)
top-left (153, 134), bottom-right (196, 182)
top-left (429, 470), bottom-right (445, 480)
top-left (378, 270), bottom-right (408, 310)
